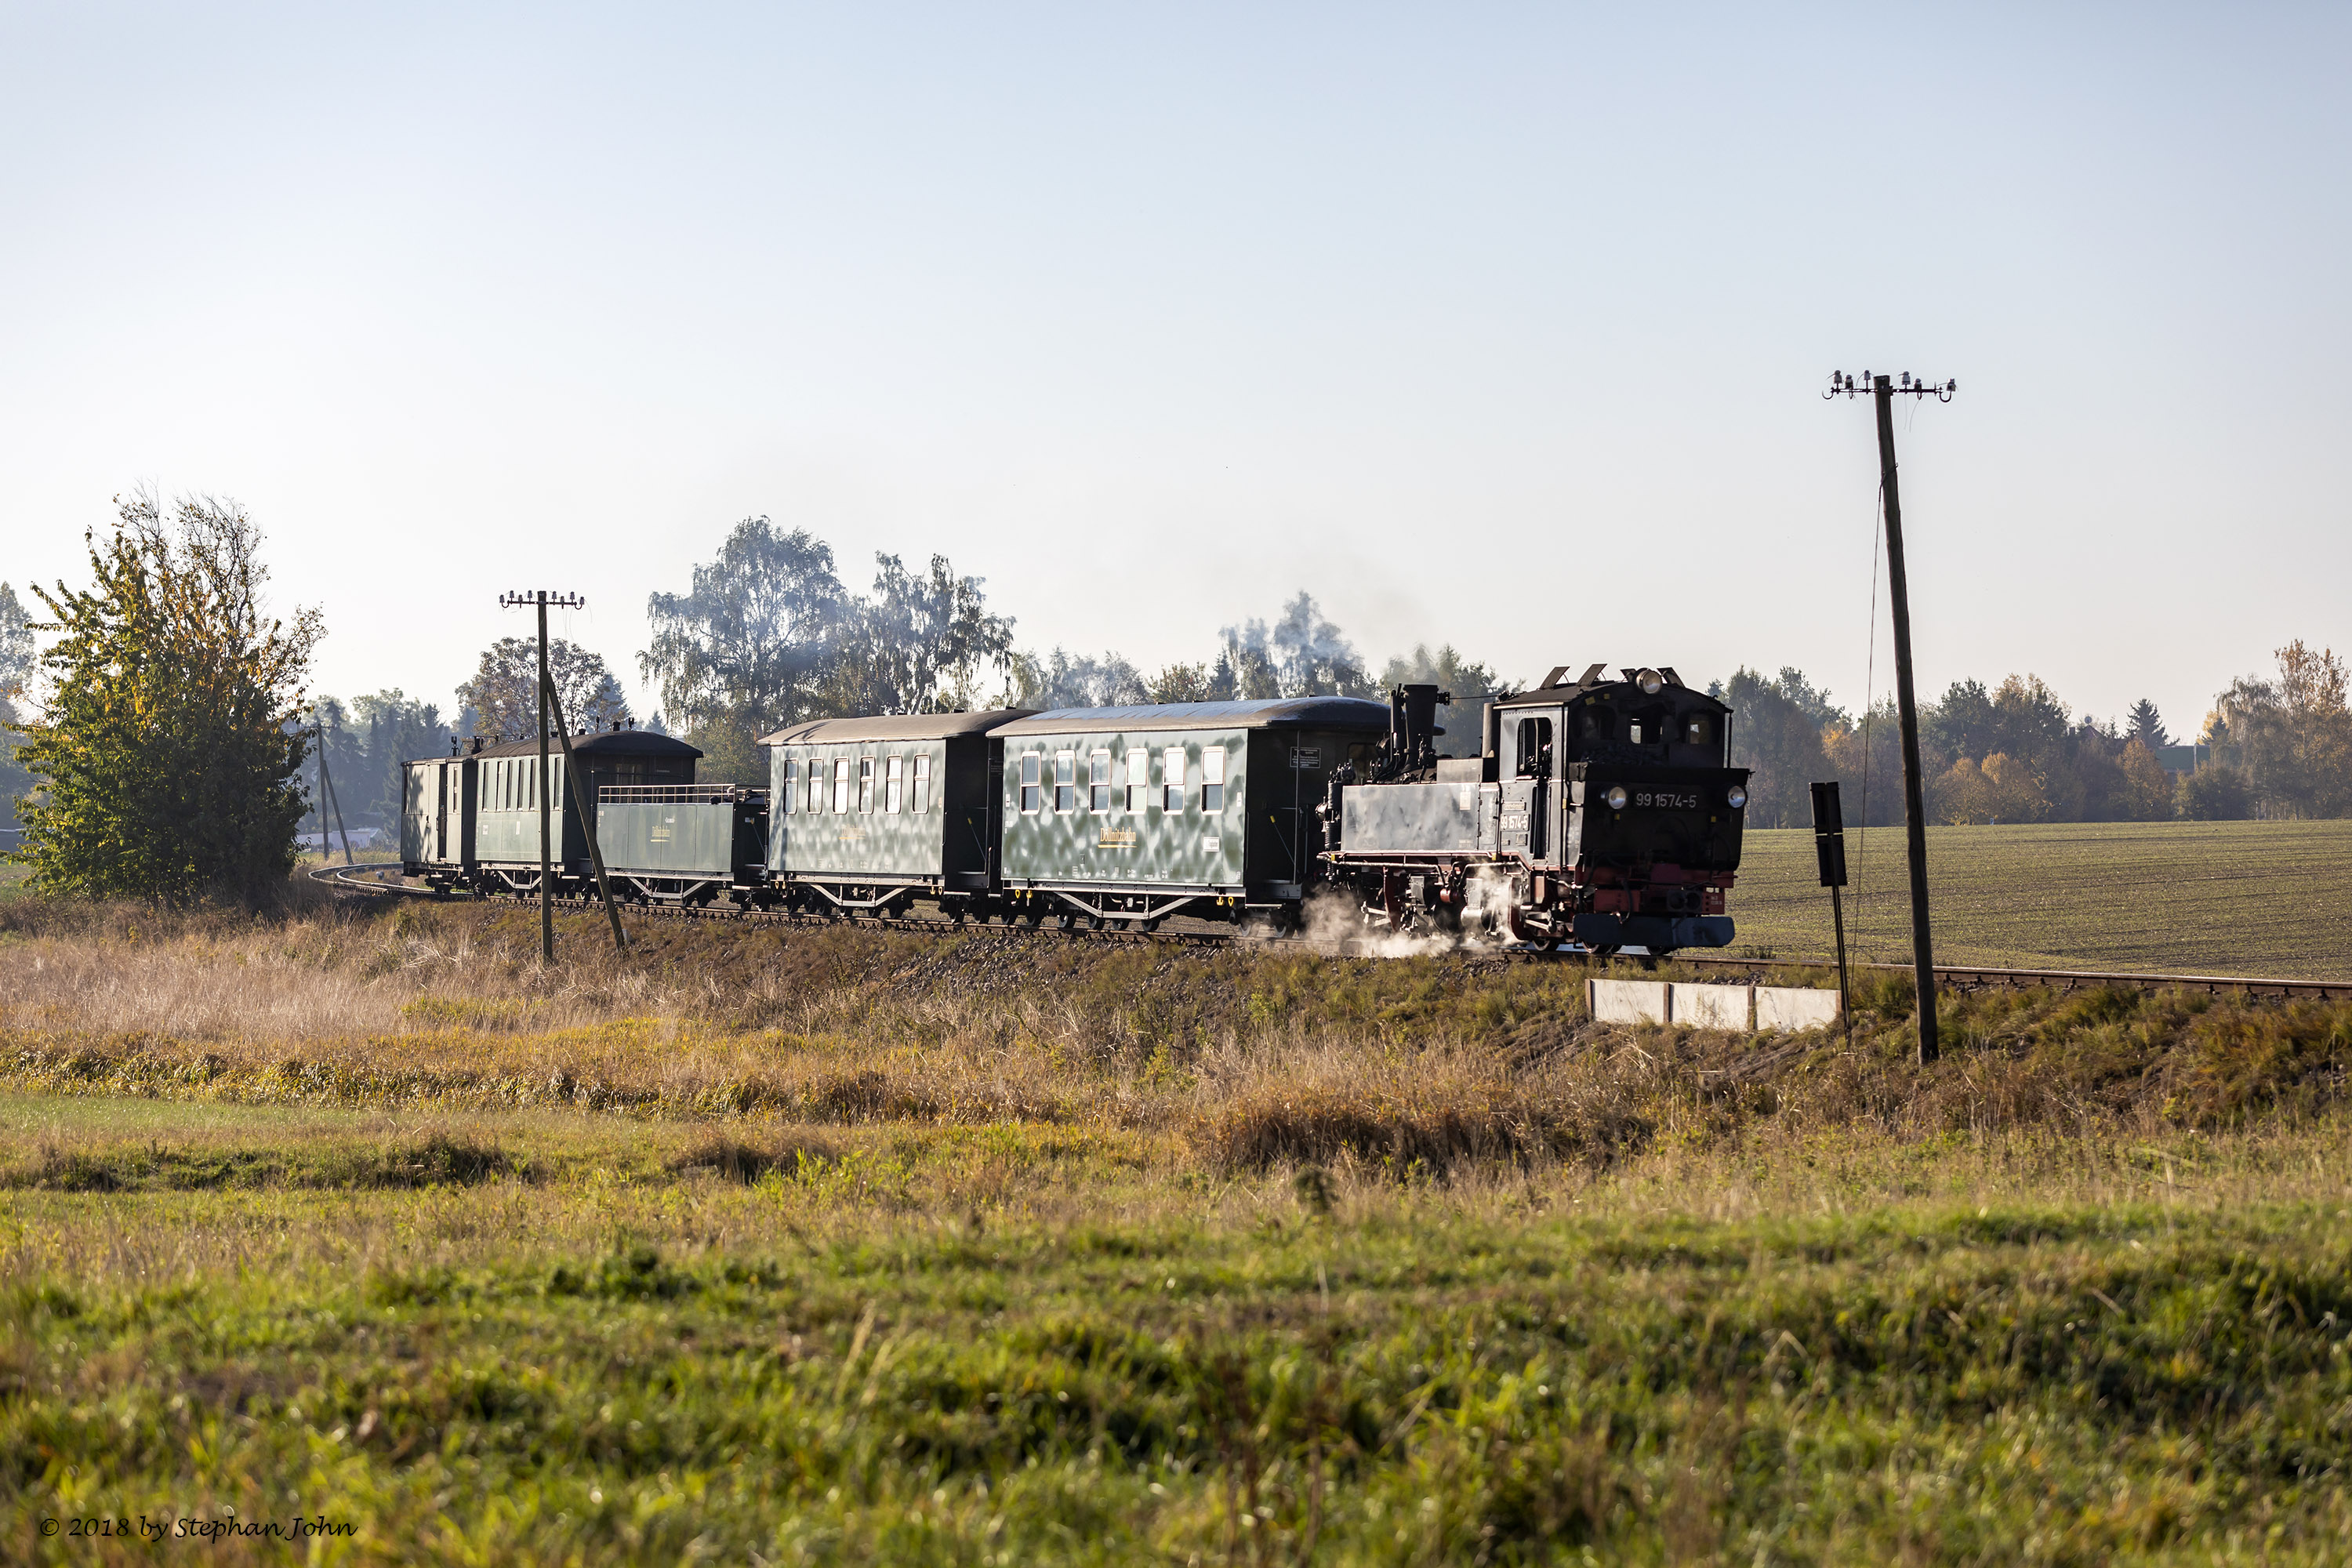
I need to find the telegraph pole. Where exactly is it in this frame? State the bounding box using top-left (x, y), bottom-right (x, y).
top-left (1828, 370), bottom-right (1955, 1063)
top-left (502, 590), bottom-right (584, 964)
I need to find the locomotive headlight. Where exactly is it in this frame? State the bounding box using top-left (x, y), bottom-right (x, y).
top-left (1604, 785), bottom-right (1629, 811)
top-left (1636, 668), bottom-right (1664, 695)
top-left (1726, 784), bottom-right (1748, 809)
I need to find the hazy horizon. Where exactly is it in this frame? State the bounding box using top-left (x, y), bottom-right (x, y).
top-left (6, 5), bottom-right (2346, 739)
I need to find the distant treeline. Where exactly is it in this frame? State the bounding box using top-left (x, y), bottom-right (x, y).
top-left (1721, 643), bottom-right (2352, 829)
top-left (9, 508), bottom-right (2343, 858)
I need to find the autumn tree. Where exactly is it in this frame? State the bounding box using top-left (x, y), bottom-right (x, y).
top-left (1719, 667), bottom-right (1838, 829)
top-left (13, 493), bottom-right (320, 905)
top-left (2209, 641), bottom-right (2352, 818)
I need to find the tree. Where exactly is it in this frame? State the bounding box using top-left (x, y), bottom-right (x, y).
top-left (1213, 629), bottom-right (1283, 700)
top-left (0, 583), bottom-right (32, 833)
top-left (2118, 738), bottom-right (2176, 821)
top-left (1379, 642), bottom-right (1508, 696)
top-left (819, 553), bottom-right (1018, 717)
top-left (2126, 699), bottom-right (2169, 750)
top-left (2210, 641), bottom-right (2352, 818)
top-left (639, 517), bottom-right (844, 742)
top-left (1823, 701), bottom-right (1907, 827)
top-left (13, 492), bottom-right (320, 905)
top-left (349, 689), bottom-right (448, 826)
top-left (1145, 662), bottom-right (1215, 704)
top-left (1720, 666), bottom-right (1834, 829)
top-left (2179, 764), bottom-right (2253, 821)
top-left (1007, 649), bottom-right (1149, 711)
top-left (458, 638), bottom-right (631, 744)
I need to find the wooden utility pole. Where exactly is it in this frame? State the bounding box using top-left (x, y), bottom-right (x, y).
top-left (503, 590), bottom-right (585, 964)
top-left (312, 713), bottom-right (354, 866)
top-left (543, 672), bottom-right (630, 953)
top-left (1828, 370), bottom-right (1955, 1064)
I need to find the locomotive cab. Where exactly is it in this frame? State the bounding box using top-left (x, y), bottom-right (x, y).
top-left (1324, 662), bottom-right (1751, 953)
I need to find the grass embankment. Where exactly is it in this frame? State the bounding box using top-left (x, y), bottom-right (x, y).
top-left (3, 896), bottom-right (2351, 1563)
top-left (1733, 818), bottom-right (2352, 978)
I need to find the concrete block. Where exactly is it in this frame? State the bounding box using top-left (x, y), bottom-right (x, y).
top-left (1588, 978), bottom-right (1671, 1025)
top-left (1755, 985), bottom-right (1842, 1032)
top-left (1670, 982), bottom-right (1754, 1030)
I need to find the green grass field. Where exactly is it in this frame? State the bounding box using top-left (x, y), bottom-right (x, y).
top-left (1731, 819), bottom-right (2352, 978)
top-left (3, 893), bottom-right (2350, 1563)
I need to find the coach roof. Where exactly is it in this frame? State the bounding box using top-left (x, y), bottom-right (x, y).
top-left (759, 709), bottom-right (1036, 746)
top-left (988, 697), bottom-right (1391, 738)
top-left (411, 729), bottom-right (703, 765)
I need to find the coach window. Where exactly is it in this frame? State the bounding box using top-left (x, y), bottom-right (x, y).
top-left (1515, 718), bottom-right (1553, 779)
top-left (1019, 753), bottom-right (1041, 814)
top-left (1090, 749), bottom-right (1112, 812)
top-left (807, 758), bottom-right (821, 814)
top-left (1201, 747), bottom-right (1227, 811)
top-left (1124, 748), bottom-right (1148, 813)
top-left (858, 757), bottom-right (876, 813)
top-left (912, 754), bottom-right (932, 814)
top-left (886, 756), bottom-right (904, 814)
top-left (1054, 751), bottom-right (1076, 813)
top-left (833, 757), bottom-right (851, 814)
top-left (1163, 746), bottom-right (1186, 812)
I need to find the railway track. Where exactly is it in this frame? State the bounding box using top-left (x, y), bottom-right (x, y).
top-left (308, 862), bottom-right (2352, 1001)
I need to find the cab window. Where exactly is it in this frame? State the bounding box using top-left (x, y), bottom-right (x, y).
top-left (1515, 718), bottom-right (1553, 779)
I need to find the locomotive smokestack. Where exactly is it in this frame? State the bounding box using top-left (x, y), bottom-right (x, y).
top-left (1388, 684), bottom-right (1450, 769)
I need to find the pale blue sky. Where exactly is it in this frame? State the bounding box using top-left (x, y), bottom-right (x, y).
top-left (4, 4), bottom-right (2346, 738)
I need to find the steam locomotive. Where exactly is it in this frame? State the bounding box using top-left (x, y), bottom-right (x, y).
top-left (399, 662), bottom-right (1750, 953)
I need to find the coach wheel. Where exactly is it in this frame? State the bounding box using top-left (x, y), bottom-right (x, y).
top-left (1022, 908), bottom-right (1044, 928)
top-left (1054, 912), bottom-right (1076, 931)
top-left (1138, 916), bottom-right (1161, 934)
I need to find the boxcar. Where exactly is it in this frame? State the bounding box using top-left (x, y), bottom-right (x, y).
top-left (595, 785), bottom-right (768, 905)
top-left (470, 728), bottom-right (702, 895)
top-left (759, 710), bottom-right (1032, 916)
top-left (399, 753), bottom-right (476, 888)
top-left (988, 698), bottom-right (1391, 927)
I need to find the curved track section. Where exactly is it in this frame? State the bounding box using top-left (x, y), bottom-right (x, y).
top-left (306, 865), bottom-right (2352, 1000)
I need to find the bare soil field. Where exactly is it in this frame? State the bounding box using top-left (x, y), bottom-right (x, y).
top-left (1731, 818), bottom-right (2352, 978)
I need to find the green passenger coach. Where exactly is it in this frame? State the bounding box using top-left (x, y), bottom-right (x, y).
top-left (987, 699), bottom-right (1390, 928)
top-left (470, 728), bottom-right (702, 895)
top-left (760, 710), bottom-right (1033, 916)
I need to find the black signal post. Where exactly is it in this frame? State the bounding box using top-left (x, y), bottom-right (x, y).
top-left (1809, 781), bottom-right (1853, 1040)
top-left (1828, 370), bottom-right (1955, 1064)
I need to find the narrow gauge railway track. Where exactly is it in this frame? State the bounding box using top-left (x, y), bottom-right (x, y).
top-left (309, 863), bottom-right (2352, 1000)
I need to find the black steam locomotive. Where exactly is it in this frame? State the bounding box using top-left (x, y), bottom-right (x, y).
top-left (1319, 666), bottom-right (1750, 952)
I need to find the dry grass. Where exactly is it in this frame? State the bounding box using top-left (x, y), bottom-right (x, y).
top-left (4, 893), bottom-right (2348, 1203)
